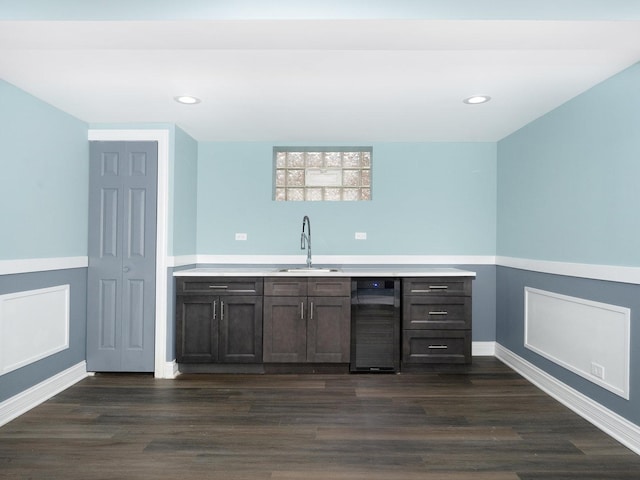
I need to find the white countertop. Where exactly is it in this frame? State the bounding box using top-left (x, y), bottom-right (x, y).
top-left (173, 266), bottom-right (476, 277)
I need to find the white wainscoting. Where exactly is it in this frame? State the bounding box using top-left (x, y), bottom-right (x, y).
top-left (524, 287), bottom-right (630, 399)
top-left (0, 285), bottom-right (70, 375)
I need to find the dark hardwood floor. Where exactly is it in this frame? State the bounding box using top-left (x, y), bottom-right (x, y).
top-left (1, 358), bottom-right (638, 479)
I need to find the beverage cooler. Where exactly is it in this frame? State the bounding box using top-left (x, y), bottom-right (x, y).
top-left (350, 278), bottom-right (400, 372)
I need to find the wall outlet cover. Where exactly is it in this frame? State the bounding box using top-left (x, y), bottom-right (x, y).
top-left (355, 232), bottom-right (367, 240)
top-left (235, 233), bottom-right (248, 241)
top-left (590, 362), bottom-right (605, 380)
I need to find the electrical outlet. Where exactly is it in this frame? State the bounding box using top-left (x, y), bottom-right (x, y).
top-left (355, 232), bottom-right (367, 240)
top-left (590, 362), bottom-right (605, 380)
top-left (235, 233), bottom-right (247, 241)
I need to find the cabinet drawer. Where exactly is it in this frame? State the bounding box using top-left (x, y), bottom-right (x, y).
top-left (264, 277), bottom-right (351, 296)
top-left (308, 278), bottom-right (350, 297)
top-left (402, 330), bottom-right (471, 364)
top-left (402, 296), bottom-right (471, 330)
top-left (264, 278), bottom-right (307, 296)
top-left (177, 277), bottom-right (263, 295)
top-left (402, 277), bottom-right (471, 297)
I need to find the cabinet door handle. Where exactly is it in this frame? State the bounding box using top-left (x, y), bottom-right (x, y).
top-left (301, 302), bottom-right (305, 320)
top-left (209, 285), bottom-right (228, 289)
top-left (428, 345), bottom-right (448, 350)
top-left (220, 300), bottom-right (224, 320)
top-left (428, 311), bottom-right (448, 316)
top-left (310, 301), bottom-right (314, 320)
top-left (213, 300), bottom-right (217, 320)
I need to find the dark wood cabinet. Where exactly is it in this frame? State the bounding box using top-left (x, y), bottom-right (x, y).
top-left (176, 277), bottom-right (263, 364)
top-left (401, 276), bottom-right (472, 367)
top-left (263, 277), bottom-right (351, 363)
top-left (174, 272), bottom-right (474, 371)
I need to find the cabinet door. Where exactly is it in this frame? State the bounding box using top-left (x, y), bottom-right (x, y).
top-left (307, 296), bottom-right (351, 363)
top-left (176, 296), bottom-right (218, 363)
top-left (263, 296), bottom-right (307, 362)
top-left (219, 295), bottom-right (263, 363)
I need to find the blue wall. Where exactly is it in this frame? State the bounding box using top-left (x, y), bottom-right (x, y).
top-left (0, 79), bottom-right (89, 260)
top-left (496, 63), bottom-right (640, 425)
top-left (197, 142), bottom-right (496, 256)
top-left (0, 80), bottom-right (88, 402)
top-left (172, 126), bottom-right (199, 256)
top-left (497, 63), bottom-right (640, 267)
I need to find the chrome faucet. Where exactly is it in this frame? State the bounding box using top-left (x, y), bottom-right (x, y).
top-left (301, 215), bottom-right (312, 268)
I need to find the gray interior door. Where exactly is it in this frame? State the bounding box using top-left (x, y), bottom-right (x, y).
top-left (87, 141), bottom-right (158, 372)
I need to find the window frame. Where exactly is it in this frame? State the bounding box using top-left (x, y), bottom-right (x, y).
top-left (272, 146), bottom-right (373, 202)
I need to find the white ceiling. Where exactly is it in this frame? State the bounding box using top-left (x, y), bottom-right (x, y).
top-left (1, 19), bottom-right (640, 142)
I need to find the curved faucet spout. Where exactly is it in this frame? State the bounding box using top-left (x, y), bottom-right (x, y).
top-left (301, 215), bottom-right (312, 268)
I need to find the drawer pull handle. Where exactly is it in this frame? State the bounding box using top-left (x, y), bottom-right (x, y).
top-left (228, 289), bottom-right (256, 293)
top-left (411, 286), bottom-right (448, 293)
top-left (209, 285), bottom-right (228, 289)
top-left (428, 311), bottom-right (448, 316)
top-left (428, 345), bottom-right (448, 350)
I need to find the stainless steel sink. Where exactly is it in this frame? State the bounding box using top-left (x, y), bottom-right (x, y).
top-left (276, 267), bottom-right (341, 273)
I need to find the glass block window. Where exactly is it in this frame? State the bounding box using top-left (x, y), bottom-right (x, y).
top-left (274, 147), bottom-right (372, 201)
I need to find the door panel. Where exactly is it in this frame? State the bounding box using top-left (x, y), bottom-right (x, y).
top-left (87, 141), bottom-right (157, 372)
top-left (128, 188), bottom-right (147, 257)
top-left (99, 279), bottom-right (118, 350)
top-left (126, 279), bottom-right (145, 349)
top-left (100, 188), bottom-right (119, 257)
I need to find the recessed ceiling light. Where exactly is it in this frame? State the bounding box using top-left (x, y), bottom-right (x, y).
top-left (174, 95), bottom-right (201, 105)
top-left (463, 95), bottom-right (491, 105)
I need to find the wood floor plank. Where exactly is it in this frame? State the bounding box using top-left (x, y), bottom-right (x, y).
top-left (1, 358), bottom-right (638, 479)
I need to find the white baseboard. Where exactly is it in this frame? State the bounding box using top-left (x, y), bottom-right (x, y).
top-left (472, 341), bottom-right (496, 356)
top-left (0, 361), bottom-right (90, 428)
top-left (495, 344), bottom-right (640, 456)
top-left (157, 360), bottom-right (178, 379)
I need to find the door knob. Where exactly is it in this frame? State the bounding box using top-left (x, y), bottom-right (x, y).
top-left (123, 266), bottom-right (130, 273)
